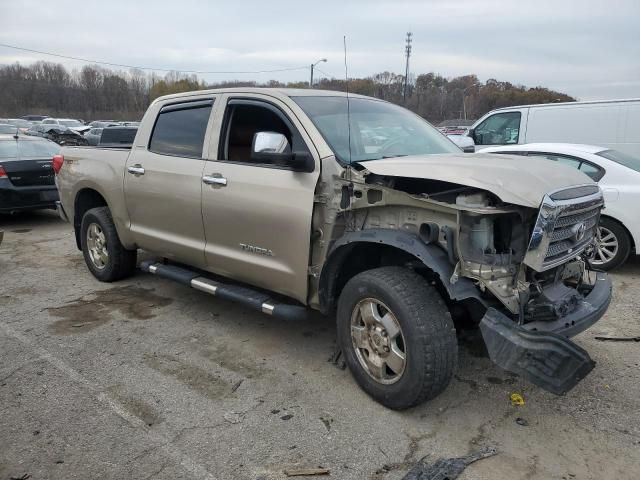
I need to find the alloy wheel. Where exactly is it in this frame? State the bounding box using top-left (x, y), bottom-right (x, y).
top-left (350, 298), bottom-right (407, 385)
top-left (86, 223), bottom-right (109, 269)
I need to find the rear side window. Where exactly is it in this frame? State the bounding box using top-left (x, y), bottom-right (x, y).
top-left (149, 100), bottom-right (213, 158)
top-left (0, 141), bottom-right (18, 159)
top-left (19, 140), bottom-right (60, 159)
top-left (597, 149), bottom-right (640, 173)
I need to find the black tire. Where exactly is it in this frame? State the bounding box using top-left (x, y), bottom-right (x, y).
top-left (337, 266), bottom-right (457, 410)
top-left (80, 207), bottom-right (137, 282)
top-left (594, 217), bottom-right (631, 271)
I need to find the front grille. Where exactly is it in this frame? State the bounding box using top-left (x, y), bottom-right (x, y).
top-left (543, 196), bottom-right (602, 268)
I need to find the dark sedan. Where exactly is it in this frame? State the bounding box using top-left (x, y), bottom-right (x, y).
top-left (0, 135), bottom-right (61, 213)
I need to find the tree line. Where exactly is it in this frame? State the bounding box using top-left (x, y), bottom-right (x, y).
top-left (0, 61), bottom-right (575, 122)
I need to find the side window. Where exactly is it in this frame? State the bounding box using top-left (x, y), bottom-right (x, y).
top-left (220, 100), bottom-right (307, 168)
top-left (149, 100), bottom-right (212, 158)
top-left (578, 162), bottom-right (605, 181)
top-left (474, 112), bottom-right (521, 145)
top-left (529, 153), bottom-right (604, 181)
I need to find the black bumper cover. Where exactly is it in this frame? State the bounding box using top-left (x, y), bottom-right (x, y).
top-left (479, 273), bottom-right (612, 395)
top-left (0, 180), bottom-right (59, 212)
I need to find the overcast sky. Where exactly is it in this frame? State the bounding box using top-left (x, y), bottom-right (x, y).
top-left (1, 0), bottom-right (639, 100)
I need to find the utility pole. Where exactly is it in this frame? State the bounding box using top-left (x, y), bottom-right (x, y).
top-left (403, 32), bottom-right (412, 103)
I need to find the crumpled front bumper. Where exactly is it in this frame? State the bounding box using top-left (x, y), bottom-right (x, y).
top-left (479, 272), bottom-right (612, 395)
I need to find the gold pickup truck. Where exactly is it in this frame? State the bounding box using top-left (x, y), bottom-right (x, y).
top-left (55, 88), bottom-right (612, 409)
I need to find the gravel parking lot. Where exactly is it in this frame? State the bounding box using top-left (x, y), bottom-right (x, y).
top-left (1, 210), bottom-right (639, 480)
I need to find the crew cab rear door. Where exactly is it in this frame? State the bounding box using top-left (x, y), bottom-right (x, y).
top-left (124, 97), bottom-right (217, 267)
top-left (201, 94), bottom-right (320, 303)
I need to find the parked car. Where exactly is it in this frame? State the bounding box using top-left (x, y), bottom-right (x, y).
top-left (41, 118), bottom-right (91, 134)
top-left (0, 124), bottom-right (18, 135)
top-left (98, 126), bottom-right (138, 146)
top-left (0, 135), bottom-right (60, 213)
top-left (88, 120), bottom-right (119, 128)
top-left (480, 143), bottom-right (640, 270)
top-left (21, 115), bottom-right (48, 122)
top-left (55, 88), bottom-right (611, 409)
top-left (468, 98), bottom-right (640, 157)
top-left (26, 124), bottom-right (89, 146)
top-left (85, 128), bottom-right (103, 146)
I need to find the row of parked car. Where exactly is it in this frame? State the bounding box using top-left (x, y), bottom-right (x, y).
top-left (0, 116), bottom-right (139, 223)
top-left (0, 116), bottom-right (139, 147)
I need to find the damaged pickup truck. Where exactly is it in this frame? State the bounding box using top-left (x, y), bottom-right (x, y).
top-left (55, 89), bottom-right (612, 409)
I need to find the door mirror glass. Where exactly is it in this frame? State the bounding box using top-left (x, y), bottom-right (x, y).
top-left (252, 131), bottom-right (291, 156)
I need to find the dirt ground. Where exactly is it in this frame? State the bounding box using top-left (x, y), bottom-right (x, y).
top-left (1, 210), bottom-right (639, 480)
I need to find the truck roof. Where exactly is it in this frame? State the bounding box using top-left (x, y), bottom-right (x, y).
top-left (152, 87), bottom-right (375, 104)
top-left (489, 97), bottom-right (640, 112)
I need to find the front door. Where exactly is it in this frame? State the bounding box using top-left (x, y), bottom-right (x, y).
top-left (124, 98), bottom-right (215, 267)
top-left (473, 111), bottom-right (523, 149)
top-left (201, 95), bottom-right (320, 303)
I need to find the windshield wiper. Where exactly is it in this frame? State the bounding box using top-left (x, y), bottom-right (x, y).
top-left (381, 154), bottom-right (408, 159)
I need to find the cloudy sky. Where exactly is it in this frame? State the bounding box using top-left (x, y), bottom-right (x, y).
top-left (1, 0), bottom-right (639, 100)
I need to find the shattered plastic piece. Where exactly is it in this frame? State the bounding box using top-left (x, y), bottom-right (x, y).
top-left (594, 336), bottom-right (640, 342)
top-left (328, 346), bottom-right (346, 370)
top-left (510, 393), bottom-right (525, 406)
top-left (402, 447), bottom-right (497, 480)
top-left (223, 411), bottom-right (244, 424)
top-left (284, 467), bottom-right (330, 476)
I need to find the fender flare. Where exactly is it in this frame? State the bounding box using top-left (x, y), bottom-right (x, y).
top-left (318, 228), bottom-right (483, 312)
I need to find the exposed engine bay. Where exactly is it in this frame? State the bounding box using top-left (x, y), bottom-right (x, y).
top-left (323, 169), bottom-right (604, 330)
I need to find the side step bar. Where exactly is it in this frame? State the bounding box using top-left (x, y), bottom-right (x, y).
top-left (140, 260), bottom-right (308, 321)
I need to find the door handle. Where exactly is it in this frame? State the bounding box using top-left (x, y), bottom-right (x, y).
top-left (202, 174), bottom-right (228, 186)
top-left (127, 164), bottom-right (145, 175)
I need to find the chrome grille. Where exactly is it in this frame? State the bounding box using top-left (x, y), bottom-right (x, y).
top-left (544, 197), bottom-right (602, 267)
top-left (524, 186), bottom-right (604, 272)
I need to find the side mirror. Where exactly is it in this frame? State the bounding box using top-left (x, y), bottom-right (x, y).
top-left (467, 128), bottom-right (476, 144)
top-left (251, 131), bottom-right (314, 172)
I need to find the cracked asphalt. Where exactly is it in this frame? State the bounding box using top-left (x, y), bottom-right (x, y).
top-left (1, 210), bottom-right (639, 480)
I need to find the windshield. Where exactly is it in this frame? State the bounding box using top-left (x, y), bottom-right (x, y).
top-left (596, 149), bottom-right (640, 173)
top-left (59, 119), bottom-right (83, 127)
top-left (292, 96), bottom-right (460, 163)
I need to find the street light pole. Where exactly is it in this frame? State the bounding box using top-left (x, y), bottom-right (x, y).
top-left (310, 58), bottom-right (327, 87)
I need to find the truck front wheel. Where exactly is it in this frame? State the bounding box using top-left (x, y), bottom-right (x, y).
top-left (80, 207), bottom-right (137, 282)
top-left (337, 267), bottom-right (457, 410)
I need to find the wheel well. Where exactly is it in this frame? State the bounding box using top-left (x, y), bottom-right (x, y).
top-left (319, 243), bottom-right (434, 314)
top-left (601, 214), bottom-right (635, 250)
top-left (73, 189), bottom-right (108, 249)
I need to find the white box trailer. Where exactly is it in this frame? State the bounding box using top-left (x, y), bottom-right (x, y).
top-left (469, 98), bottom-right (640, 157)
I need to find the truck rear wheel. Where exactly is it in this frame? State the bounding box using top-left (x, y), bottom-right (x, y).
top-left (80, 207), bottom-right (137, 282)
top-left (337, 267), bottom-right (457, 410)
